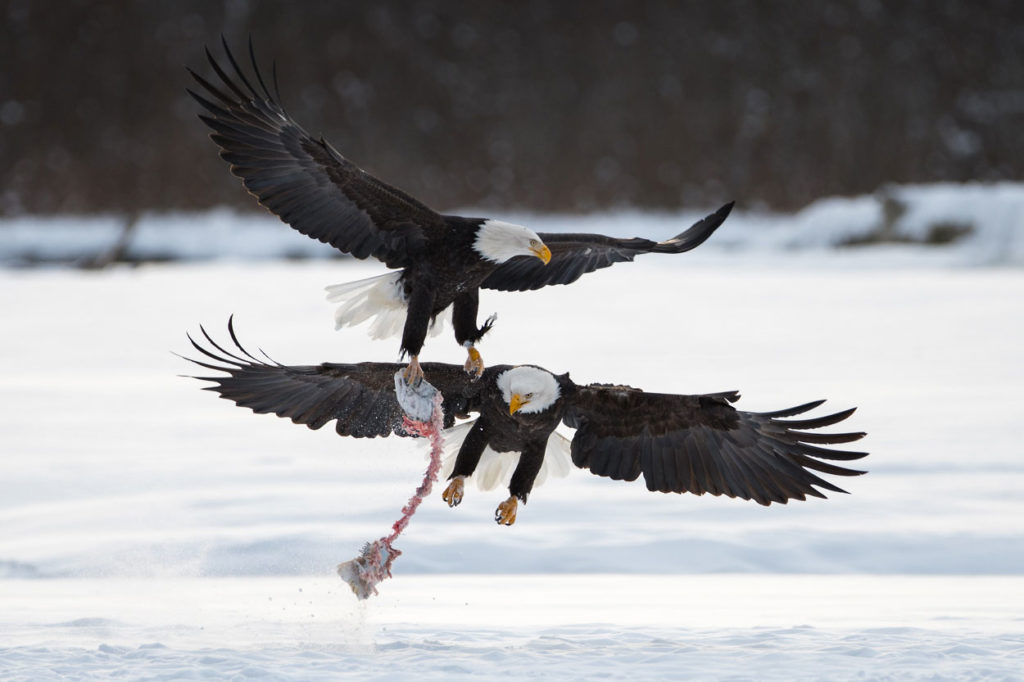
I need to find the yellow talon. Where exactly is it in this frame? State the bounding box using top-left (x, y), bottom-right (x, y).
top-left (495, 496), bottom-right (518, 526)
top-left (464, 346), bottom-right (484, 378)
top-left (442, 477), bottom-right (464, 507)
top-left (403, 356), bottom-right (424, 386)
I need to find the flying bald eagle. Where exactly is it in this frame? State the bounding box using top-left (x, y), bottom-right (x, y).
top-left (187, 40), bottom-right (733, 385)
top-left (184, 321), bottom-right (867, 526)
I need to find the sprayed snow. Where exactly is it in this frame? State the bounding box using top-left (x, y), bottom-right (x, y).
top-left (338, 386), bottom-right (445, 599)
top-left (0, 575), bottom-right (1022, 681)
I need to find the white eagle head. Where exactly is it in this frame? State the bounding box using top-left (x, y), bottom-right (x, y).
top-left (497, 366), bottom-right (561, 415)
top-left (474, 220), bottom-right (552, 264)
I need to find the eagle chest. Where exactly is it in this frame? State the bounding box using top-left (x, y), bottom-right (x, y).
top-left (420, 253), bottom-right (486, 304)
top-left (485, 400), bottom-right (560, 453)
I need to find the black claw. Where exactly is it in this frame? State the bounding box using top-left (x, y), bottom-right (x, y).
top-left (479, 313), bottom-right (498, 337)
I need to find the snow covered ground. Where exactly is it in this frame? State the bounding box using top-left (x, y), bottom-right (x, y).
top-left (1, 201), bottom-right (1023, 678)
top-left (2, 182), bottom-right (1024, 267)
top-left (2, 576), bottom-right (1022, 680)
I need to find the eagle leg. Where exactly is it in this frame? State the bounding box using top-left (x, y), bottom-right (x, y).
top-left (463, 344), bottom-right (485, 378)
top-left (402, 355), bottom-right (424, 386)
top-left (442, 476), bottom-right (465, 507)
top-left (495, 496), bottom-right (518, 526)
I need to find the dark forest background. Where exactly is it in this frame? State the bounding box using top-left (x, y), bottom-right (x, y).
top-left (2, 0), bottom-right (1022, 218)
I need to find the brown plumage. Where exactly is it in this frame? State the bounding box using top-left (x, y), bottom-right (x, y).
top-left (187, 39), bottom-right (732, 381)
top-left (183, 320), bottom-right (867, 524)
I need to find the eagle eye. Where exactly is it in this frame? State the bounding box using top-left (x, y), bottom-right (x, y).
top-left (526, 392), bottom-right (534, 399)
top-left (529, 239), bottom-right (538, 247)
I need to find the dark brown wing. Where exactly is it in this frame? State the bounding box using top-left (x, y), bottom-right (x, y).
top-left (563, 383), bottom-right (866, 505)
top-left (480, 202), bottom-right (732, 292)
top-left (187, 39), bottom-right (445, 268)
top-left (181, 318), bottom-right (486, 438)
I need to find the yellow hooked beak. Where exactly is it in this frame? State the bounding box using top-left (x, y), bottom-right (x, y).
top-left (509, 393), bottom-right (527, 415)
top-left (532, 243), bottom-right (552, 265)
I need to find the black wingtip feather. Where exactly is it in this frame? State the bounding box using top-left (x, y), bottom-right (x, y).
top-left (186, 331), bottom-right (244, 368)
top-left (247, 36), bottom-right (274, 102)
top-left (779, 407), bottom-right (858, 430)
top-left (224, 315), bottom-right (266, 365)
top-left (760, 399), bottom-right (827, 419)
top-left (271, 60), bottom-right (284, 111)
top-left (653, 201), bottom-right (735, 253)
top-left (791, 429), bottom-right (867, 445)
top-left (171, 348), bottom-right (233, 377)
top-left (185, 88), bottom-right (226, 118)
top-left (205, 43), bottom-right (248, 102)
top-left (198, 322), bottom-right (257, 367)
top-left (221, 35), bottom-right (258, 100)
top-left (189, 67), bottom-right (238, 109)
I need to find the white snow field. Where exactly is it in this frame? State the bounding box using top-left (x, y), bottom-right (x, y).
top-left (1, 201), bottom-right (1023, 678)
top-left (3, 181), bottom-right (1024, 267)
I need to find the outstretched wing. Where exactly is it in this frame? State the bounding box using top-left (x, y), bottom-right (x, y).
top-left (479, 202), bottom-right (733, 292)
top-left (563, 384), bottom-right (866, 505)
top-left (187, 39), bottom-right (445, 268)
top-left (182, 319), bottom-right (485, 438)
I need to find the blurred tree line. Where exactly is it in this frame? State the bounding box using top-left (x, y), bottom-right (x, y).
top-left (2, 0), bottom-right (1022, 217)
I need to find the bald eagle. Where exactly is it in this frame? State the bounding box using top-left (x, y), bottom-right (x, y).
top-left (187, 40), bottom-right (733, 385)
top-left (185, 321), bottom-right (867, 526)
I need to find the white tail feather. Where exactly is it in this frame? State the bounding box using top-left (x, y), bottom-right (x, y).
top-left (440, 421), bottom-right (573, 492)
top-left (325, 272), bottom-right (448, 341)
